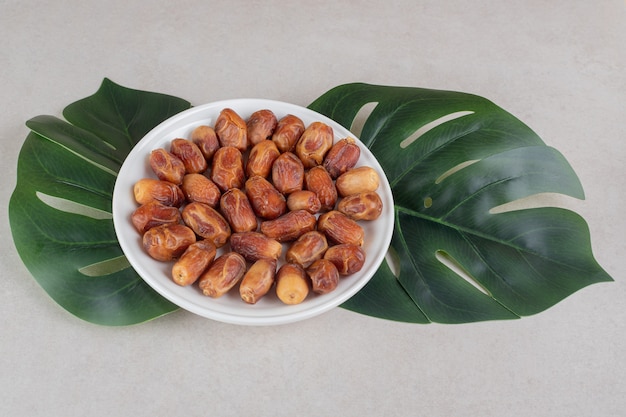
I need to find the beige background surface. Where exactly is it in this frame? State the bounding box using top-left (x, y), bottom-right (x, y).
top-left (1, 1), bottom-right (624, 416)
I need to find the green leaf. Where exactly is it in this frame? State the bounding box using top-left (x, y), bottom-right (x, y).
top-left (9, 78), bottom-right (191, 325)
top-left (309, 83), bottom-right (613, 323)
top-left (9, 79), bottom-right (613, 325)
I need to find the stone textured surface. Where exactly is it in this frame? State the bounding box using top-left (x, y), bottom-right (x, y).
top-left (1, 1), bottom-right (624, 416)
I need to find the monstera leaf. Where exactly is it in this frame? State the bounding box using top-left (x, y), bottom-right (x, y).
top-left (9, 79), bottom-right (191, 325)
top-left (9, 79), bottom-right (612, 325)
top-left (309, 83), bottom-right (612, 323)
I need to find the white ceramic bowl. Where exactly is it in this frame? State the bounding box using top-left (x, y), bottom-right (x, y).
top-left (112, 99), bottom-right (394, 325)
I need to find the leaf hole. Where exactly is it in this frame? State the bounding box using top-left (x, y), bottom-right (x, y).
top-left (424, 197), bottom-right (433, 208)
top-left (489, 192), bottom-right (580, 214)
top-left (36, 191), bottom-right (112, 220)
top-left (399, 111), bottom-right (475, 149)
top-left (435, 159), bottom-right (481, 184)
top-left (385, 246), bottom-right (401, 278)
top-left (78, 256), bottom-right (131, 277)
top-left (435, 250), bottom-right (490, 296)
top-left (349, 101), bottom-right (379, 137)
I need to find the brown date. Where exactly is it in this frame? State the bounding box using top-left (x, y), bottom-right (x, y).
top-left (323, 137), bottom-right (361, 179)
top-left (239, 258), bottom-right (277, 304)
top-left (142, 224), bottom-right (196, 262)
top-left (214, 108), bottom-right (248, 152)
top-left (181, 173), bottom-right (221, 207)
top-left (131, 201), bottom-right (182, 234)
top-left (275, 263), bottom-right (309, 305)
top-left (181, 202), bottom-right (231, 248)
top-left (285, 230), bottom-right (328, 268)
top-left (323, 243), bottom-right (366, 275)
top-left (295, 121), bottom-right (334, 168)
top-left (245, 175), bottom-right (287, 220)
top-left (246, 109), bottom-right (277, 146)
top-left (337, 191), bottom-right (383, 221)
top-left (198, 252), bottom-right (247, 298)
top-left (170, 138), bottom-right (207, 174)
top-left (246, 139), bottom-right (280, 179)
top-left (286, 190), bottom-right (322, 214)
top-left (211, 146), bottom-right (246, 192)
top-left (149, 148), bottom-right (185, 185)
top-left (304, 166), bottom-right (337, 212)
top-left (260, 210), bottom-right (316, 243)
top-left (229, 231), bottom-right (282, 262)
top-left (191, 125), bottom-right (220, 160)
top-left (317, 210), bottom-right (364, 246)
top-left (133, 178), bottom-right (185, 207)
top-left (272, 114), bottom-right (305, 152)
top-left (171, 240), bottom-right (217, 286)
top-left (219, 188), bottom-right (258, 233)
top-left (307, 259), bottom-right (339, 294)
top-left (335, 166), bottom-right (380, 197)
top-left (271, 151), bottom-right (304, 195)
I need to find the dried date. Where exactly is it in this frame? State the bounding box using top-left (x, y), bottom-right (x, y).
top-left (181, 202), bottom-right (231, 248)
top-left (171, 240), bottom-right (217, 286)
top-left (317, 210), bottom-right (364, 246)
top-left (219, 188), bottom-right (258, 233)
top-left (131, 201), bottom-right (182, 234)
top-left (170, 138), bottom-right (207, 174)
top-left (271, 151), bottom-right (304, 195)
top-left (214, 108), bottom-right (248, 151)
top-left (272, 114), bottom-right (305, 152)
top-left (149, 148), bottom-right (185, 185)
top-left (133, 178), bottom-right (185, 207)
top-left (247, 109), bottom-right (277, 146)
top-left (295, 121), bottom-right (333, 168)
top-left (142, 224), bottom-right (196, 262)
top-left (198, 252), bottom-right (247, 298)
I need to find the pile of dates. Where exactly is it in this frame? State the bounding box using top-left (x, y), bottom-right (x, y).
top-left (131, 108), bottom-right (383, 305)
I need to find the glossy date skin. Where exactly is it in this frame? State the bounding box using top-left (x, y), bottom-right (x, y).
top-left (239, 258), bottom-right (277, 304)
top-left (245, 175), bottom-right (287, 220)
top-left (220, 188), bottom-right (258, 233)
top-left (214, 108), bottom-right (248, 152)
top-left (323, 137), bottom-right (360, 179)
top-left (337, 191), bottom-right (383, 221)
top-left (198, 252), bottom-right (247, 298)
top-left (190, 125), bottom-right (220, 161)
top-left (246, 109), bottom-right (278, 146)
top-left (275, 263), bottom-right (309, 305)
top-left (142, 223), bottom-right (196, 262)
top-left (149, 148), bottom-right (186, 185)
top-left (304, 166), bottom-right (337, 212)
top-left (170, 138), bottom-right (207, 174)
top-left (181, 173), bottom-right (221, 207)
top-left (286, 190), bottom-right (322, 214)
top-left (229, 231), bottom-right (282, 262)
top-left (335, 166), bottom-right (380, 197)
top-left (307, 259), bottom-right (339, 294)
top-left (323, 243), bottom-right (366, 275)
top-left (317, 210), bottom-right (364, 246)
top-left (295, 121), bottom-right (334, 169)
top-left (211, 146), bottom-right (246, 192)
top-left (171, 240), bottom-right (217, 286)
top-left (260, 210), bottom-right (316, 243)
top-left (285, 230), bottom-right (328, 268)
top-left (246, 139), bottom-right (280, 179)
top-left (133, 178), bottom-right (185, 207)
top-left (181, 202), bottom-right (231, 248)
top-left (272, 114), bottom-right (305, 153)
top-left (131, 201), bottom-right (182, 234)
top-left (271, 151), bottom-right (304, 195)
